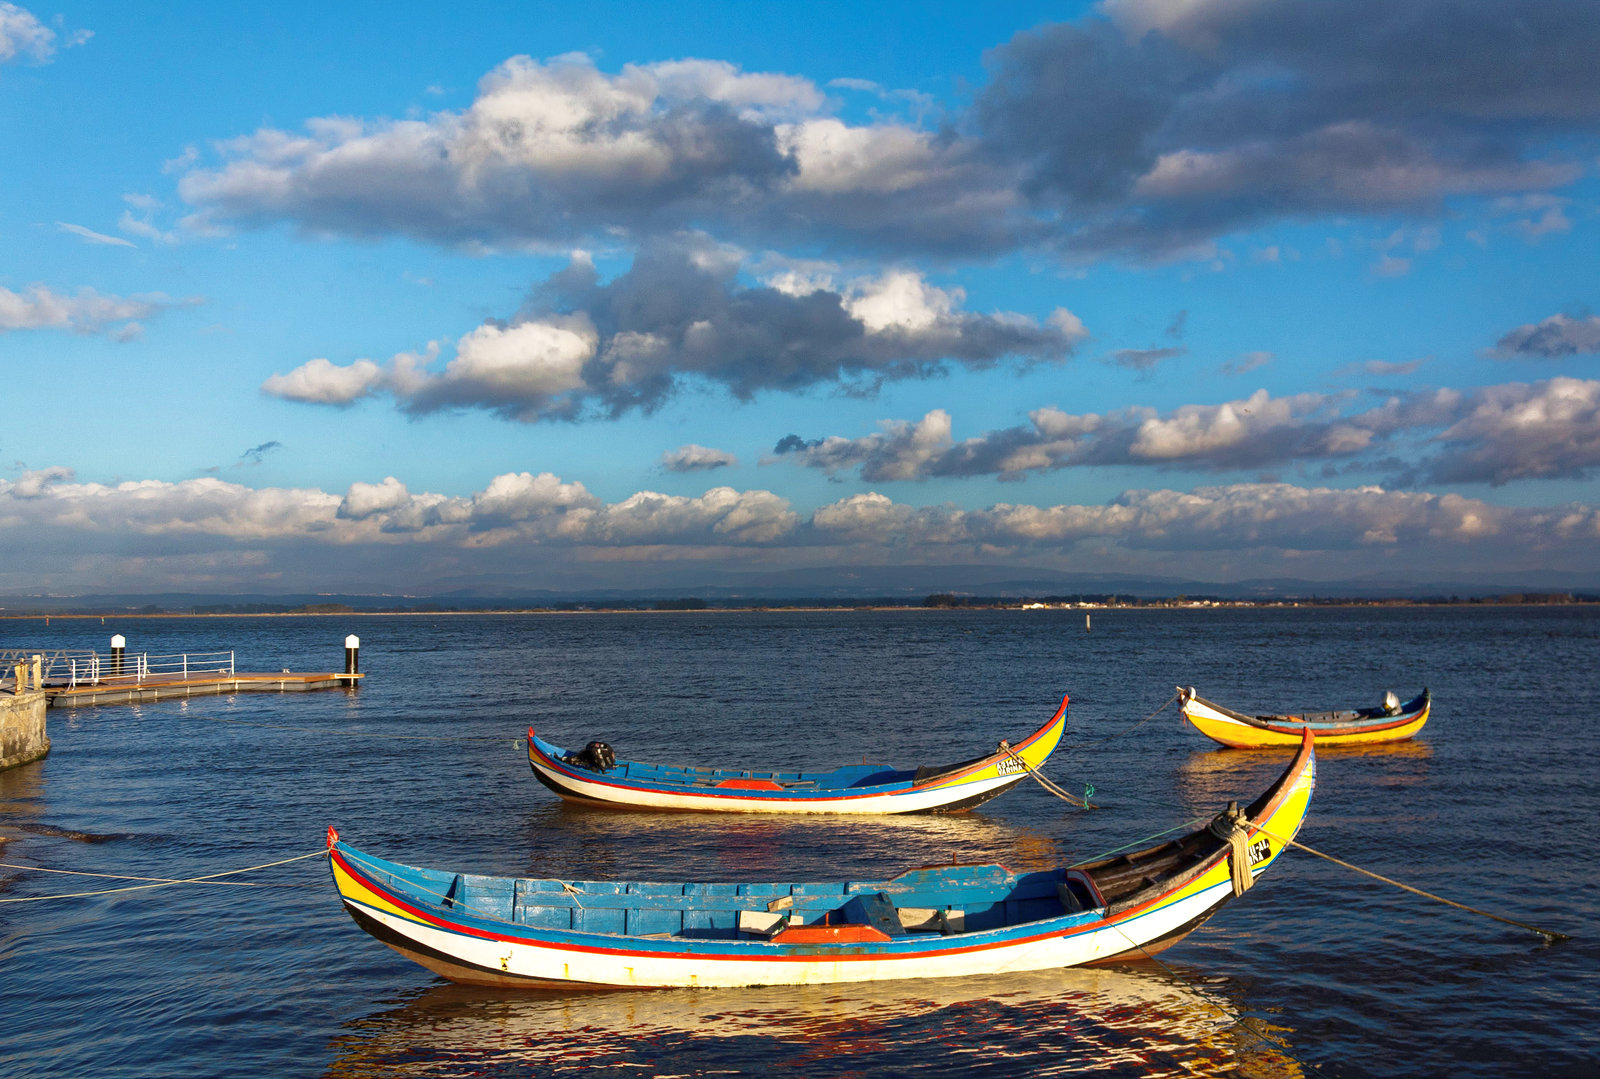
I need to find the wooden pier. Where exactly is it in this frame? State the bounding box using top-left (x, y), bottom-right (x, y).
top-left (3, 635), bottom-right (364, 710)
top-left (44, 670), bottom-right (361, 708)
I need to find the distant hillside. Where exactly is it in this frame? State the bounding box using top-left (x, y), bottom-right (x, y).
top-left (1, 563), bottom-right (1596, 615)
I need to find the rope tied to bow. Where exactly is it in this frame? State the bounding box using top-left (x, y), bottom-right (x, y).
top-left (1208, 800), bottom-right (1255, 896)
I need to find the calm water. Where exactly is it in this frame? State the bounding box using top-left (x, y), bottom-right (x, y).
top-left (1, 607), bottom-right (1596, 1077)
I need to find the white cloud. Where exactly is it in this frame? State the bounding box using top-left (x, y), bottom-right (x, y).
top-left (338, 477), bottom-right (412, 520)
top-left (442, 317), bottom-right (597, 398)
top-left (775, 380), bottom-right (1600, 486)
top-left (263, 241), bottom-right (1087, 422)
top-left (57, 221), bottom-right (135, 247)
top-left (808, 482), bottom-right (1599, 558)
top-left (2, 467), bottom-right (1596, 592)
top-left (0, 284), bottom-right (194, 336)
top-left (0, 3), bottom-right (54, 65)
top-left (662, 444), bottom-right (737, 472)
top-left (1428, 377), bottom-right (1600, 485)
top-left (261, 357), bottom-right (385, 405)
top-left (168, 6), bottom-right (1600, 261)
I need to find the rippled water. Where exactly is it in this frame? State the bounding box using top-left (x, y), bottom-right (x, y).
top-left (2, 607), bottom-right (1596, 1077)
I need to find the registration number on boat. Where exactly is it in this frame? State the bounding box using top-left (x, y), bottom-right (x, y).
top-left (997, 757), bottom-right (1026, 776)
top-left (1247, 837), bottom-right (1272, 865)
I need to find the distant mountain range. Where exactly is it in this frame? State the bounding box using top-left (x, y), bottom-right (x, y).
top-left (2, 563), bottom-right (1596, 613)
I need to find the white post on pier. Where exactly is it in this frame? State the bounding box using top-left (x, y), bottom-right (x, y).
top-left (344, 635), bottom-right (360, 677)
top-left (110, 634), bottom-right (126, 678)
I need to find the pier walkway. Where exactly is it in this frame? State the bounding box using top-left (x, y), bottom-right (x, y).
top-left (2, 643), bottom-right (361, 709)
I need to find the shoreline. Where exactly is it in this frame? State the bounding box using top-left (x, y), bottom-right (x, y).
top-left (3, 597), bottom-right (1595, 620)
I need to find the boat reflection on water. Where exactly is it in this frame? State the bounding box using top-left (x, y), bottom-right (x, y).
top-left (1176, 740), bottom-right (1432, 812)
top-left (505, 801), bottom-right (1068, 883)
top-left (322, 965), bottom-right (1304, 1079)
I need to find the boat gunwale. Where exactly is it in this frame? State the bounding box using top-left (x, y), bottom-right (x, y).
top-left (1183, 689), bottom-right (1429, 736)
top-left (525, 694), bottom-right (1069, 803)
top-left (328, 730), bottom-right (1315, 971)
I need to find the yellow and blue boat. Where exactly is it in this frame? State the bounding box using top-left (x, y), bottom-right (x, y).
top-left (327, 730), bottom-right (1314, 989)
top-left (1180, 686), bottom-right (1430, 749)
top-left (525, 694), bottom-right (1069, 814)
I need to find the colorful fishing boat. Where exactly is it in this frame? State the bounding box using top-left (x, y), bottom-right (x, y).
top-left (1179, 686), bottom-right (1430, 749)
top-left (524, 694), bottom-right (1070, 814)
top-left (326, 729), bottom-right (1314, 989)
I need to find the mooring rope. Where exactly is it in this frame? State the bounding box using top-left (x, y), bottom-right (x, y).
top-left (1078, 816), bottom-right (1210, 864)
top-left (997, 693), bottom-right (1178, 810)
top-left (1207, 803), bottom-right (1254, 897)
top-left (998, 742), bottom-right (1094, 808)
top-left (0, 848), bottom-right (328, 903)
top-left (1069, 691), bottom-right (1180, 750)
top-left (0, 861), bottom-right (303, 889)
top-left (1253, 825), bottom-right (1571, 943)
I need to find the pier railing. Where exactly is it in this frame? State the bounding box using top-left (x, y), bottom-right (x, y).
top-left (0, 648), bottom-right (236, 690)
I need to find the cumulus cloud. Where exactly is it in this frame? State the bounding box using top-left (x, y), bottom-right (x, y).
top-left (1423, 377), bottom-right (1600, 485)
top-left (774, 379), bottom-right (1600, 487)
top-left (260, 356), bottom-right (386, 405)
top-left (807, 483), bottom-right (1575, 555)
top-left (0, 284), bottom-right (195, 337)
top-left (662, 444), bottom-right (737, 472)
top-left (975, 0), bottom-right (1600, 256)
top-left (5, 465), bottom-right (1596, 593)
top-left (177, 53), bottom-right (1021, 255)
top-left (262, 237), bottom-right (1087, 421)
top-left (338, 476), bottom-right (417, 520)
top-left (174, 4), bottom-right (1600, 260)
top-left (776, 389), bottom-right (1391, 480)
top-left (1493, 313), bottom-right (1600, 358)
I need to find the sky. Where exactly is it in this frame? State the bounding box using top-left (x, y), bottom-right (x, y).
top-left (3, 0), bottom-right (1600, 597)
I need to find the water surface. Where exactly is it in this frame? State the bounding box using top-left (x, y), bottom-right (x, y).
top-left (2, 607), bottom-right (1596, 1076)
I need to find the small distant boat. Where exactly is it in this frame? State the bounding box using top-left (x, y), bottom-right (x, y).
top-left (327, 729), bottom-right (1314, 989)
top-left (524, 695), bottom-right (1070, 814)
top-left (1179, 686), bottom-right (1430, 749)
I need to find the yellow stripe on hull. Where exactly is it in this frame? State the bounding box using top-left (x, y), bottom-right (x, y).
top-left (1183, 701), bottom-right (1429, 749)
top-left (332, 854), bottom-right (427, 925)
top-left (921, 701), bottom-right (1068, 790)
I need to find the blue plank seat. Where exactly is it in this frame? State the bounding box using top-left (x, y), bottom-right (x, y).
top-left (737, 891), bottom-right (967, 938)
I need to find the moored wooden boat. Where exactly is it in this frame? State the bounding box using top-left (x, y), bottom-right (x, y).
top-left (1179, 686), bottom-right (1430, 749)
top-left (327, 729), bottom-right (1314, 989)
top-left (525, 694), bottom-right (1069, 814)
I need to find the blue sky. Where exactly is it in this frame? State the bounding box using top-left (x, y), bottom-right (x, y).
top-left (4, 0), bottom-right (1599, 596)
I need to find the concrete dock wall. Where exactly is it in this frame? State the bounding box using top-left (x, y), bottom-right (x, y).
top-left (1, 689), bottom-right (49, 771)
